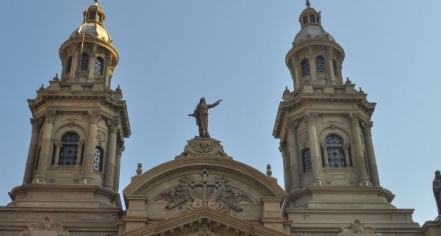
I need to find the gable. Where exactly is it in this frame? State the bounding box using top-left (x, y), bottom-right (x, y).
top-left (120, 208), bottom-right (289, 236)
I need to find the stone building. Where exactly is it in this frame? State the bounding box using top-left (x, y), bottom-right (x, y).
top-left (0, 1), bottom-right (440, 235)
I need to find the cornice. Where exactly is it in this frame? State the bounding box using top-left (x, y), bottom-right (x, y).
top-left (273, 93), bottom-right (376, 139)
top-left (59, 36), bottom-right (119, 63)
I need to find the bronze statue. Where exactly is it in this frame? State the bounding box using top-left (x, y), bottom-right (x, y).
top-left (433, 170), bottom-right (441, 216)
top-left (189, 97), bottom-right (222, 138)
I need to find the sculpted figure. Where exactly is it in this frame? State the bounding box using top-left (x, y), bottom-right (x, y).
top-left (433, 170), bottom-right (441, 215)
top-left (189, 97), bottom-right (222, 138)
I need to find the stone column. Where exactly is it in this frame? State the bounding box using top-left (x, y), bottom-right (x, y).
top-left (114, 144), bottom-right (124, 192)
top-left (305, 113), bottom-right (323, 184)
top-left (279, 142), bottom-right (290, 192)
top-left (350, 114), bottom-right (370, 185)
top-left (34, 111), bottom-right (56, 184)
top-left (321, 142), bottom-right (329, 167)
top-left (361, 120), bottom-right (380, 186)
top-left (53, 141), bottom-right (62, 165)
top-left (104, 118), bottom-right (119, 190)
top-left (343, 144), bottom-right (351, 168)
top-left (76, 140), bottom-right (84, 166)
top-left (287, 120), bottom-right (301, 190)
top-left (23, 118), bottom-right (42, 184)
top-left (82, 110), bottom-right (101, 184)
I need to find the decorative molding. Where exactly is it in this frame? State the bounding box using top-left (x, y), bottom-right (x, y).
top-left (176, 138), bottom-right (231, 159)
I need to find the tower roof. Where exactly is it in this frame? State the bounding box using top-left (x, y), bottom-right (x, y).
top-left (68, 0), bottom-right (112, 43)
top-left (293, 2), bottom-right (335, 45)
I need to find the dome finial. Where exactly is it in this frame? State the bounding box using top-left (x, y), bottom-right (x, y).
top-left (306, 0), bottom-right (311, 8)
top-left (93, 0), bottom-right (99, 6)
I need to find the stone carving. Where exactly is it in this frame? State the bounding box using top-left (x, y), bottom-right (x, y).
top-left (188, 224), bottom-right (221, 236)
top-left (338, 219), bottom-right (380, 236)
top-left (18, 215), bottom-right (70, 236)
top-left (176, 138), bottom-right (231, 159)
top-left (188, 97), bottom-right (222, 138)
top-left (433, 170), bottom-right (441, 215)
top-left (155, 170), bottom-right (253, 214)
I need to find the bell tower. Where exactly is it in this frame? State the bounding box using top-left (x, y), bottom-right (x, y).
top-left (274, 1), bottom-right (377, 191)
top-left (14, 0), bottom-right (130, 208)
top-left (275, 2), bottom-right (420, 234)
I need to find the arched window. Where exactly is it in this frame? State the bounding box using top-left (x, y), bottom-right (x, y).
top-left (326, 135), bottom-right (345, 168)
top-left (301, 59), bottom-right (310, 77)
top-left (65, 56), bottom-right (72, 74)
top-left (93, 147), bottom-right (103, 171)
top-left (59, 133), bottom-right (79, 166)
top-left (316, 56), bottom-right (325, 73)
top-left (302, 148), bottom-right (312, 173)
top-left (332, 59), bottom-right (338, 76)
top-left (94, 57), bottom-right (104, 75)
top-left (80, 53), bottom-right (90, 71)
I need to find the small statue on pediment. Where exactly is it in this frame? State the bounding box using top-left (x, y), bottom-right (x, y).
top-left (433, 170), bottom-right (441, 215)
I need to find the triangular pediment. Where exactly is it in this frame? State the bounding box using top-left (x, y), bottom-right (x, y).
top-left (120, 207), bottom-right (289, 236)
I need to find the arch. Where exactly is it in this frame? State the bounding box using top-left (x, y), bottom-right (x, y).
top-left (316, 55), bottom-right (325, 73)
top-left (301, 59), bottom-right (310, 77)
top-left (302, 148), bottom-right (312, 173)
top-left (80, 53), bottom-right (90, 71)
top-left (93, 146), bottom-right (104, 171)
top-left (94, 57), bottom-right (104, 75)
top-left (65, 56), bottom-right (72, 74)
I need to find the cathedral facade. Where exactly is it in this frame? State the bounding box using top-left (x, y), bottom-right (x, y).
top-left (0, 1), bottom-right (440, 235)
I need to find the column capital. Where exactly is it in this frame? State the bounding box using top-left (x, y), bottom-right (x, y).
top-left (305, 113), bottom-right (318, 126)
top-left (88, 110), bottom-right (101, 124)
top-left (30, 118), bottom-right (43, 132)
top-left (45, 110), bottom-right (57, 124)
top-left (349, 113), bottom-right (360, 127)
top-left (360, 120), bottom-right (374, 134)
top-left (287, 119), bottom-right (299, 135)
top-left (279, 141), bottom-right (287, 153)
top-left (107, 118), bottom-right (120, 133)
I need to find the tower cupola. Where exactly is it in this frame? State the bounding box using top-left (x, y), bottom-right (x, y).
top-left (59, 0), bottom-right (118, 87)
top-left (286, 1), bottom-right (344, 89)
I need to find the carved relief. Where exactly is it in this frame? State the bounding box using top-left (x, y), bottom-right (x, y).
top-left (338, 219), bottom-right (381, 236)
top-left (18, 215), bottom-right (70, 236)
top-left (96, 131), bottom-right (106, 144)
top-left (155, 170), bottom-right (253, 214)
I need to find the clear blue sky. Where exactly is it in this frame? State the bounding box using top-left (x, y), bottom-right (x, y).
top-left (1, 0), bottom-right (440, 226)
